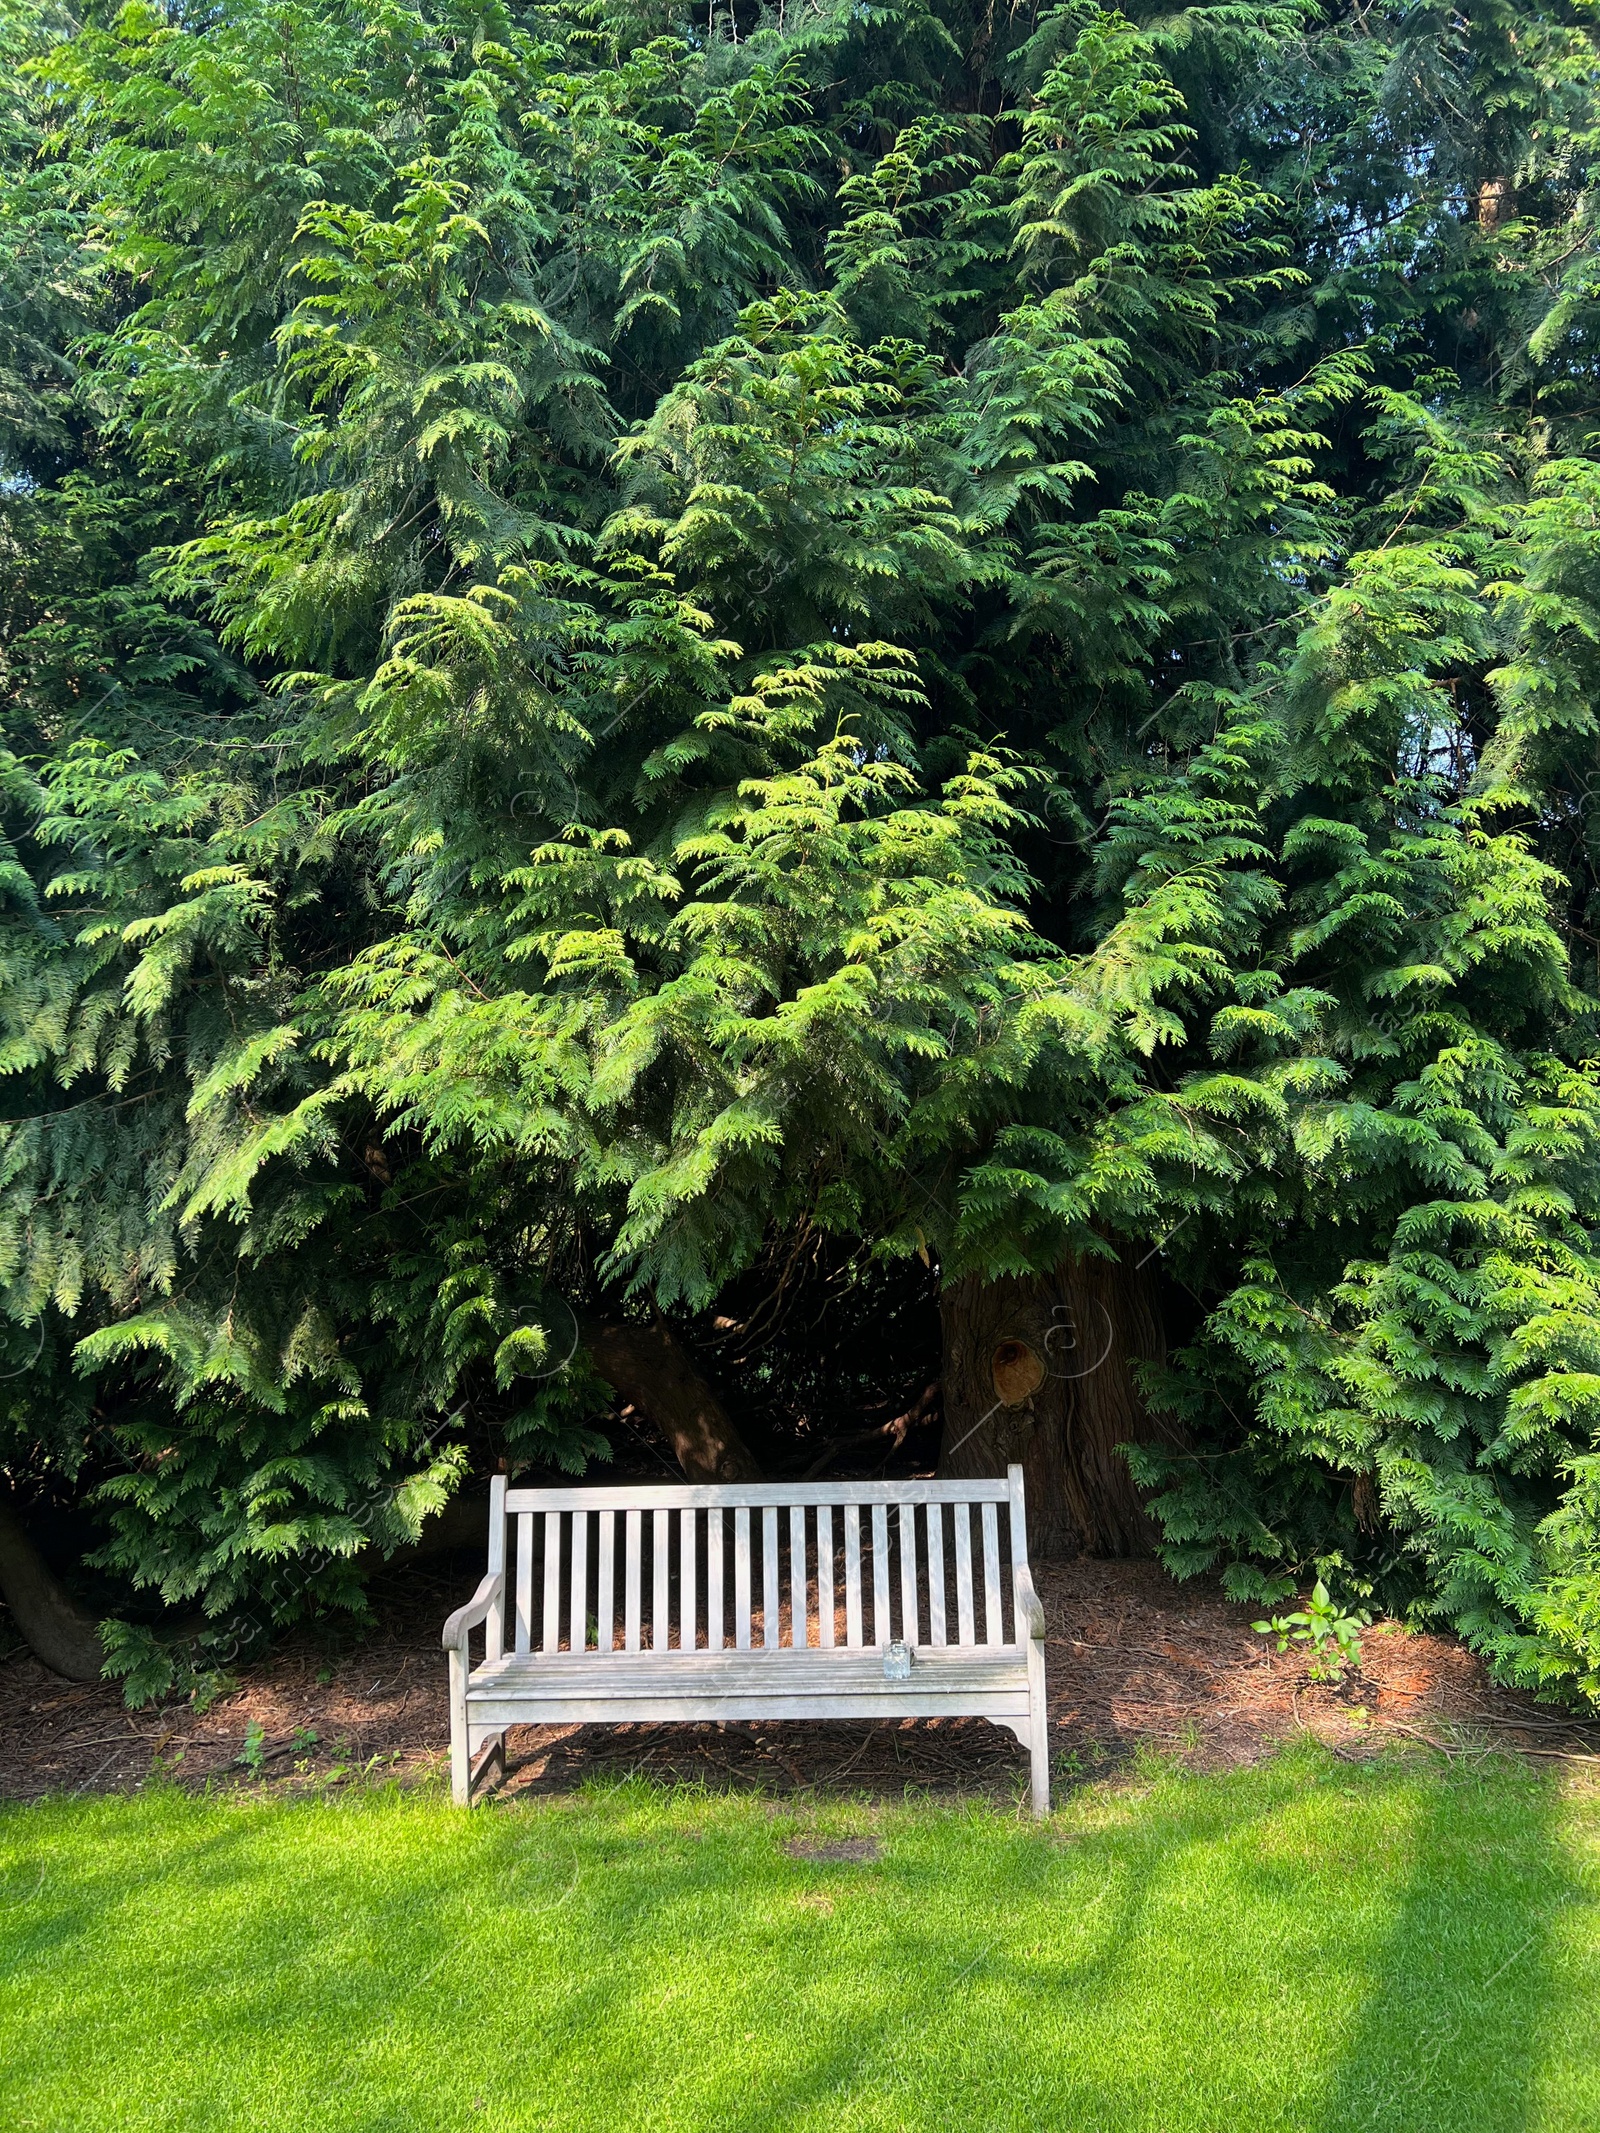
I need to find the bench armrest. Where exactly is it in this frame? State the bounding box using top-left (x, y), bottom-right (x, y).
top-left (1013, 1563), bottom-right (1046, 1642)
top-left (442, 1571), bottom-right (504, 1653)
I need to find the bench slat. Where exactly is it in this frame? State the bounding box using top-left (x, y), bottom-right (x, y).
top-left (708, 1507), bottom-right (724, 1651)
top-left (570, 1509), bottom-right (589, 1655)
top-left (650, 1508), bottom-right (668, 1653)
top-left (734, 1507), bottom-right (751, 1652)
top-left (926, 1504), bottom-right (946, 1647)
top-left (503, 1479), bottom-right (1014, 1513)
top-left (871, 1504), bottom-right (890, 1649)
top-left (515, 1511), bottom-right (534, 1657)
top-left (982, 1501), bottom-right (1003, 1648)
top-left (790, 1505), bottom-right (806, 1651)
top-left (899, 1503), bottom-right (919, 1647)
top-left (761, 1506), bottom-right (779, 1649)
top-left (624, 1508), bottom-right (642, 1653)
top-left (681, 1506), bottom-right (697, 1654)
top-left (465, 1686), bottom-right (1031, 1730)
top-left (470, 1649), bottom-right (1029, 1693)
top-left (844, 1506), bottom-right (863, 1648)
top-left (597, 1510), bottom-right (615, 1654)
top-left (543, 1511), bottom-right (562, 1655)
top-left (464, 1640), bottom-right (1033, 1733)
top-left (955, 1503), bottom-right (976, 1648)
top-left (817, 1505), bottom-right (834, 1649)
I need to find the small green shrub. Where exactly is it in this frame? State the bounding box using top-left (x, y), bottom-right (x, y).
top-left (1254, 1582), bottom-right (1371, 1683)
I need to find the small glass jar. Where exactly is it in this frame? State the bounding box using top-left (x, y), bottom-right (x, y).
top-left (882, 1640), bottom-right (913, 1681)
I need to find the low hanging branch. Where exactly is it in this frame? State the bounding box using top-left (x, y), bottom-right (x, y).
top-left (802, 1379), bottom-right (942, 1481)
top-left (583, 1319), bottom-right (762, 1482)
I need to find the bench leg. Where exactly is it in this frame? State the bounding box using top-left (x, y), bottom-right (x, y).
top-left (469, 1729), bottom-right (506, 1802)
top-left (448, 1646), bottom-right (470, 1806)
top-left (1027, 1636), bottom-right (1050, 1816)
top-left (1029, 1725), bottom-right (1050, 1818)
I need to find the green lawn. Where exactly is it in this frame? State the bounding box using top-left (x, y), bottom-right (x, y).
top-left (1, 1745), bottom-right (1596, 2132)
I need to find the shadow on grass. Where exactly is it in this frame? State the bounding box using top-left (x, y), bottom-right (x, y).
top-left (1316, 1757), bottom-right (1581, 2133)
top-left (1, 1750), bottom-right (1593, 2133)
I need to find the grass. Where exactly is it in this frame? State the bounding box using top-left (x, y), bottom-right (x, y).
top-left (2, 1744), bottom-right (1597, 2132)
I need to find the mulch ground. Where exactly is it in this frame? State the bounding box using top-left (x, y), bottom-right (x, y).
top-left (5, 1554), bottom-right (1598, 1806)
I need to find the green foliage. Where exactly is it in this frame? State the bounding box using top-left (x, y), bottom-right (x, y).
top-left (1253, 1580), bottom-right (1371, 1682)
top-left (237, 1719), bottom-right (268, 1778)
top-left (5, 0), bottom-right (1600, 1709)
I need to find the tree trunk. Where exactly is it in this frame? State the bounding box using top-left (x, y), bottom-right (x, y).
top-left (1475, 176), bottom-right (1513, 231)
top-left (584, 1318), bottom-right (761, 1482)
top-left (938, 1252), bottom-right (1170, 1556)
top-left (0, 1488), bottom-right (105, 1680)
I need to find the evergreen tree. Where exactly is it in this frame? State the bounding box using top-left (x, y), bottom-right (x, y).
top-left (5, 0), bottom-right (1600, 1709)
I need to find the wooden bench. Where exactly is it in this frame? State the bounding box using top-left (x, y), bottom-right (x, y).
top-left (443, 1466), bottom-right (1050, 1813)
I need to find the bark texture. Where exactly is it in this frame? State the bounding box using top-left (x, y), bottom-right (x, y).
top-left (584, 1318), bottom-right (762, 1481)
top-left (0, 1488), bottom-right (105, 1680)
top-left (938, 1252), bottom-right (1171, 1556)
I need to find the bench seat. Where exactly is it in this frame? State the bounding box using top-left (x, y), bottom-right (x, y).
top-left (464, 1645), bottom-right (1033, 1729)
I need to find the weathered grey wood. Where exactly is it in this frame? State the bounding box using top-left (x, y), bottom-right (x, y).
top-left (1007, 1466), bottom-right (1034, 1629)
top-left (817, 1505), bottom-right (834, 1649)
top-left (789, 1505), bottom-right (807, 1650)
top-left (543, 1510), bottom-right (562, 1655)
top-left (1013, 1569), bottom-right (1045, 1639)
top-left (570, 1509), bottom-right (589, 1654)
top-left (464, 1646), bottom-right (1033, 1728)
top-left (443, 1562), bottom-right (504, 1807)
top-left (467, 1733), bottom-right (506, 1800)
top-left (926, 1503), bottom-right (946, 1647)
top-left (844, 1505), bottom-right (863, 1647)
top-left (734, 1507), bottom-right (752, 1652)
top-left (597, 1510), bottom-right (615, 1654)
top-left (471, 1647), bottom-right (1027, 1692)
top-left (464, 1685), bottom-right (1032, 1728)
top-left (1009, 1464), bottom-right (1050, 1814)
top-left (504, 1479), bottom-right (1013, 1513)
top-left (485, 1476), bottom-right (507, 1663)
top-left (441, 1570), bottom-right (503, 1653)
top-left (899, 1503), bottom-right (919, 1648)
top-left (514, 1512), bottom-right (533, 1656)
top-left (761, 1506), bottom-right (779, 1650)
top-left (443, 1463), bottom-right (1050, 1815)
top-left (653, 1507), bottom-right (670, 1654)
top-left (449, 1642), bottom-right (470, 1804)
top-left (954, 1503), bottom-right (976, 1648)
top-left (870, 1504), bottom-right (890, 1648)
top-left (624, 1509), bottom-right (642, 1653)
top-left (707, 1506), bottom-right (724, 1650)
top-left (981, 1501), bottom-right (1002, 1649)
top-left (1022, 1598), bottom-right (1048, 1815)
top-left (680, 1506), bottom-right (697, 1653)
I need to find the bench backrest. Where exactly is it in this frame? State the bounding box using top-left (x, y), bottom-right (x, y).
top-left (481, 1470), bottom-right (1031, 1661)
